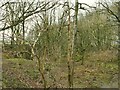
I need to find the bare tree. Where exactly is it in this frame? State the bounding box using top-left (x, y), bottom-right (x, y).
top-left (0, 1), bottom-right (58, 32)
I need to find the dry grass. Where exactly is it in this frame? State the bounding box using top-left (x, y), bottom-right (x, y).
top-left (2, 50), bottom-right (118, 88)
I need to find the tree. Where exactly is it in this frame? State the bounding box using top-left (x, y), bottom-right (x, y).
top-left (0, 1), bottom-right (58, 32)
top-left (118, 1), bottom-right (120, 88)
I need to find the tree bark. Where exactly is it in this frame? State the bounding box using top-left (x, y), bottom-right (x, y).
top-left (22, 2), bottom-right (25, 44)
top-left (118, 1), bottom-right (120, 89)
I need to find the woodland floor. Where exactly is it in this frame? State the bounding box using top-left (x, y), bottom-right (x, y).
top-left (2, 50), bottom-right (118, 88)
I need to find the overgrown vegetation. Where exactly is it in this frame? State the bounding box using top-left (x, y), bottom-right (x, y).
top-left (2, 50), bottom-right (118, 88)
top-left (0, 0), bottom-right (119, 89)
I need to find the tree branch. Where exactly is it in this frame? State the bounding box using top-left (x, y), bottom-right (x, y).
top-left (0, 1), bottom-right (58, 32)
top-left (99, 2), bottom-right (120, 23)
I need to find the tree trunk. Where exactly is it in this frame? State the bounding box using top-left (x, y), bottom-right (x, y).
top-left (67, 1), bottom-right (73, 88)
top-left (118, 1), bottom-right (120, 89)
top-left (22, 2), bottom-right (25, 44)
top-left (2, 32), bottom-right (5, 46)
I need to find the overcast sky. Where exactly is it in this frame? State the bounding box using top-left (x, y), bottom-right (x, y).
top-left (0, 0), bottom-right (99, 40)
top-left (77, 0), bottom-right (98, 5)
top-left (0, 0), bottom-right (98, 4)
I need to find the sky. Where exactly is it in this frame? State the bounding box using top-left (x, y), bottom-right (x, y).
top-left (0, 0), bottom-right (99, 41)
top-left (77, 0), bottom-right (98, 5)
top-left (0, 0), bottom-right (98, 5)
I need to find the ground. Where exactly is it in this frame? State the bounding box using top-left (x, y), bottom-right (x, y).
top-left (2, 50), bottom-right (118, 88)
